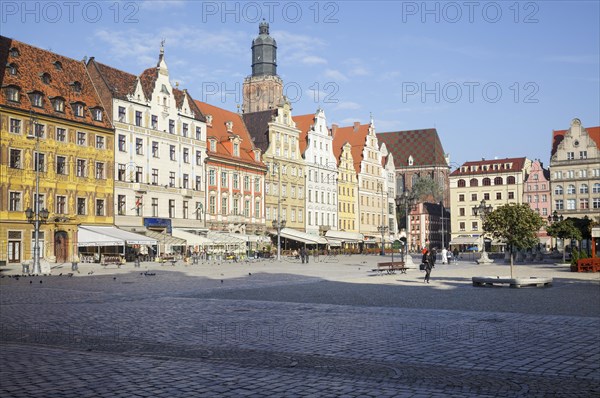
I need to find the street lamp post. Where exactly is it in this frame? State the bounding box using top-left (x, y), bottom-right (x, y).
top-left (272, 219), bottom-right (286, 261)
top-left (25, 113), bottom-right (50, 274)
top-left (377, 225), bottom-right (388, 256)
top-left (473, 199), bottom-right (493, 264)
top-left (395, 191), bottom-right (416, 267)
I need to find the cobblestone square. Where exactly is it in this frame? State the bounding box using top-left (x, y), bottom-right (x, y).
top-left (1, 256), bottom-right (599, 397)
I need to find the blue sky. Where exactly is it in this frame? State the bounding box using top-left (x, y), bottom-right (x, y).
top-left (2, 0), bottom-right (599, 167)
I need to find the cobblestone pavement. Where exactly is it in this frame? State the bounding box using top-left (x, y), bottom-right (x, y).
top-left (1, 256), bottom-right (599, 397)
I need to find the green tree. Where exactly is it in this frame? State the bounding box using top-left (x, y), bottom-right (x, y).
top-left (411, 175), bottom-right (443, 203)
top-left (482, 203), bottom-right (545, 278)
top-left (546, 219), bottom-right (583, 264)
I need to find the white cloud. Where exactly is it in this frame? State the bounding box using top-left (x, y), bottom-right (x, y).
top-left (301, 55), bottom-right (328, 65)
top-left (334, 101), bottom-right (361, 111)
top-left (274, 30), bottom-right (329, 67)
top-left (324, 69), bottom-right (348, 82)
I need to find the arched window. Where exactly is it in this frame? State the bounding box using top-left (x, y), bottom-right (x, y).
top-left (579, 184), bottom-right (588, 194)
top-left (593, 183), bottom-right (600, 193)
top-left (494, 177), bottom-right (503, 185)
top-left (469, 178), bottom-right (478, 187)
top-left (567, 184), bottom-right (576, 194)
top-left (482, 178), bottom-right (491, 186)
top-left (457, 179), bottom-right (466, 187)
top-left (507, 176), bottom-right (516, 184)
top-left (554, 185), bottom-right (563, 195)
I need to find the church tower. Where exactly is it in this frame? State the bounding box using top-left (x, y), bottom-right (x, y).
top-left (242, 21), bottom-right (284, 113)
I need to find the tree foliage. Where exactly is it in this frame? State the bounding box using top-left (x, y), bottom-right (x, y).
top-left (546, 219), bottom-right (582, 242)
top-left (411, 176), bottom-right (444, 203)
top-left (482, 203), bottom-right (545, 250)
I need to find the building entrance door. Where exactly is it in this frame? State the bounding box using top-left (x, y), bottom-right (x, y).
top-left (8, 241), bottom-right (21, 263)
top-left (54, 231), bottom-right (68, 263)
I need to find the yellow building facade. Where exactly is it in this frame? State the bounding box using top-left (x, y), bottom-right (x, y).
top-left (1, 37), bottom-right (114, 265)
top-left (337, 142), bottom-right (358, 232)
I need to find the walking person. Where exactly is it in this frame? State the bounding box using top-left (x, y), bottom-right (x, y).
top-left (422, 249), bottom-right (433, 283)
top-left (430, 247), bottom-right (437, 268)
top-left (441, 247), bottom-right (448, 264)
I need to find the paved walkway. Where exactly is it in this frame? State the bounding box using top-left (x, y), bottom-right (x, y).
top-left (1, 255), bottom-right (599, 397)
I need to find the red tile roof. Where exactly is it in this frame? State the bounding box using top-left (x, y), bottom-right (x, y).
top-left (292, 113), bottom-right (316, 156)
top-left (552, 126), bottom-right (600, 156)
top-left (377, 129), bottom-right (447, 168)
top-left (0, 36), bottom-right (112, 129)
top-left (195, 100), bottom-right (265, 168)
top-left (332, 122), bottom-right (370, 174)
top-left (449, 157), bottom-right (528, 176)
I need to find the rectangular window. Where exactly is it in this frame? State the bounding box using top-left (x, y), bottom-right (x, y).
top-left (34, 153), bottom-right (45, 172)
top-left (221, 197), bottom-right (228, 215)
top-left (151, 115), bottom-right (158, 129)
top-left (566, 152), bottom-right (574, 160)
top-left (459, 222), bottom-right (465, 231)
top-left (579, 198), bottom-right (589, 209)
top-left (77, 198), bottom-right (86, 215)
top-left (169, 172), bottom-right (176, 187)
top-left (496, 192), bottom-right (502, 200)
top-left (244, 176), bottom-right (250, 191)
top-left (152, 141), bottom-right (159, 158)
top-left (117, 164), bottom-right (126, 181)
top-left (55, 127), bottom-right (66, 142)
top-left (483, 193), bottom-right (490, 201)
top-left (233, 198), bottom-right (239, 215)
top-left (195, 202), bottom-right (202, 220)
top-left (118, 135), bottom-right (126, 152)
top-left (34, 123), bottom-right (45, 138)
top-left (196, 127), bottom-right (202, 140)
top-left (118, 106), bottom-right (126, 122)
top-left (95, 162), bottom-right (105, 179)
top-left (152, 198), bottom-right (159, 217)
top-left (233, 173), bottom-right (239, 189)
top-left (77, 131), bottom-right (86, 146)
top-left (459, 208), bottom-right (465, 216)
top-left (56, 195), bottom-right (66, 214)
top-left (195, 176), bottom-right (202, 191)
top-left (471, 193), bottom-right (477, 201)
top-left (135, 166), bottom-right (143, 183)
top-left (209, 169), bottom-right (216, 185)
top-left (9, 192), bottom-right (21, 211)
top-left (96, 135), bottom-right (105, 149)
top-left (169, 119), bottom-right (175, 134)
top-left (183, 201), bottom-right (189, 218)
top-left (169, 145), bottom-right (176, 161)
top-left (56, 156), bottom-right (67, 175)
top-left (555, 199), bottom-right (564, 210)
top-left (76, 159), bottom-right (86, 177)
top-left (135, 111), bottom-right (142, 126)
top-left (152, 168), bottom-right (159, 185)
top-left (458, 194), bottom-right (464, 202)
top-left (9, 118), bottom-right (21, 134)
top-left (593, 198), bottom-right (600, 209)
top-left (183, 174), bottom-right (189, 189)
top-left (96, 199), bottom-right (105, 216)
top-left (117, 195), bottom-right (126, 215)
top-left (169, 200), bottom-right (175, 218)
top-left (9, 149), bottom-right (21, 169)
top-left (136, 138), bottom-right (143, 155)
top-left (183, 148), bottom-right (189, 163)
top-left (196, 150), bottom-right (202, 166)
top-left (566, 199), bottom-right (576, 210)
top-left (255, 201), bottom-right (260, 218)
top-left (472, 221), bottom-right (478, 231)
top-left (221, 172), bottom-right (228, 188)
top-left (579, 151), bottom-right (587, 159)
top-left (209, 196), bottom-right (216, 214)
top-left (508, 192), bottom-right (515, 200)
top-left (182, 123), bottom-right (188, 137)
top-left (255, 177), bottom-right (260, 192)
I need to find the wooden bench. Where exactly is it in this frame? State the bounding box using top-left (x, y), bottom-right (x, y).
top-left (372, 261), bottom-right (407, 275)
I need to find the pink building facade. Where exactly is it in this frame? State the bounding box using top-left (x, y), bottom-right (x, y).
top-left (523, 159), bottom-right (551, 248)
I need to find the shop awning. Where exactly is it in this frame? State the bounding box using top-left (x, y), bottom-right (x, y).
top-left (449, 236), bottom-right (480, 245)
top-left (207, 232), bottom-right (247, 245)
top-left (140, 230), bottom-right (186, 246)
top-left (325, 230), bottom-right (364, 242)
top-left (172, 229), bottom-right (213, 246)
top-left (78, 226), bottom-right (157, 246)
top-left (276, 228), bottom-right (327, 244)
top-left (326, 239), bottom-right (342, 247)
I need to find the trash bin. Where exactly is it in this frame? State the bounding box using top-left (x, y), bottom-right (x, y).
top-left (71, 262), bottom-right (78, 272)
top-left (22, 262), bottom-right (30, 274)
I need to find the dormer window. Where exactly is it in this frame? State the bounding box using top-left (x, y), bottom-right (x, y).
top-left (91, 108), bottom-right (103, 121)
top-left (52, 97), bottom-right (65, 112)
top-left (6, 63), bottom-right (17, 75)
top-left (226, 121), bottom-right (233, 132)
top-left (206, 115), bottom-right (213, 126)
top-left (72, 103), bottom-right (84, 117)
top-left (408, 155), bottom-right (414, 166)
top-left (5, 85), bottom-right (20, 102)
top-left (9, 47), bottom-right (19, 57)
top-left (70, 81), bottom-right (82, 93)
top-left (209, 139), bottom-right (216, 152)
top-left (29, 91), bottom-right (44, 107)
top-left (40, 72), bottom-right (51, 84)
top-left (233, 142), bottom-right (240, 157)
top-left (53, 61), bottom-right (62, 70)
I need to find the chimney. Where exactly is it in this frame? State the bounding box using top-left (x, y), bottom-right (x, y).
top-left (353, 121), bottom-right (360, 132)
top-left (331, 124), bottom-right (338, 137)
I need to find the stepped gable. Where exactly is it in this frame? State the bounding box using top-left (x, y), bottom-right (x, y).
top-left (292, 113), bottom-right (315, 156)
top-left (332, 122), bottom-right (370, 174)
top-left (0, 35), bottom-right (111, 129)
top-left (552, 126), bottom-right (600, 156)
top-left (377, 129), bottom-right (447, 167)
